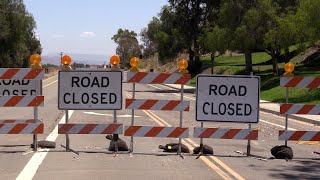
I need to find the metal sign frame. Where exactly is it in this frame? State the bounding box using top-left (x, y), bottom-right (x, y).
top-left (196, 74), bottom-right (260, 123)
top-left (58, 70), bottom-right (122, 110)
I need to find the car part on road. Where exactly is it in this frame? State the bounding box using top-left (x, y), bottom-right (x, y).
top-left (158, 143), bottom-right (190, 153)
top-left (30, 140), bottom-right (56, 148)
top-left (193, 144), bottom-right (214, 155)
top-left (106, 135), bottom-right (129, 151)
top-left (271, 145), bottom-right (293, 161)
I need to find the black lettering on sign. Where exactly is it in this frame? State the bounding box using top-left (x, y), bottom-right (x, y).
top-left (72, 93), bottom-right (79, 104)
top-left (82, 93), bottom-right (90, 104)
top-left (3, 90), bottom-right (10, 95)
top-left (91, 93), bottom-right (98, 104)
top-left (22, 80), bottom-right (30, 85)
top-left (12, 80), bottom-right (22, 85)
top-left (72, 76), bottom-right (110, 88)
top-left (64, 93), bottom-right (71, 104)
top-left (210, 103), bottom-right (218, 115)
top-left (91, 77), bottom-right (100, 87)
top-left (81, 77), bottom-right (90, 87)
top-left (228, 85), bottom-right (237, 96)
top-left (209, 85), bottom-right (217, 95)
top-left (102, 77), bottom-right (109, 87)
top-left (239, 86), bottom-right (247, 96)
top-left (3, 80), bottom-right (11, 85)
top-left (227, 103), bottom-right (235, 115)
top-left (219, 85), bottom-right (228, 95)
top-left (109, 93), bottom-right (116, 104)
top-left (202, 102), bottom-right (210, 115)
top-left (1, 80), bottom-right (30, 85)
top-left (209, 84), bottom-right (248, 96)
top-left (244, 104), bottom-right (252, 115)
top-left (219, 103), bottom-right (227, 115)
top-left (72, 77), bottom-right (80, 87)
top-left (101, 93), bottom-right (108, 104)
top-left (236, 103), bottom-right (243, 115)
top-left (21, 90), bottom-right (26, 95)
top-left (30, 90), bottom-right (36, 95)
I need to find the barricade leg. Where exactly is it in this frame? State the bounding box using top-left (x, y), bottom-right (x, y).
top-left (113, 110), bottom-right (119, 156)
top-left (33, 107), bottom-right (38, 151)
top-left (60, 110), bottom-right (79, 155)
top-left (247, 124), bottom-right (251, 156)
top-left (129, 83), bottom-right (136, 155)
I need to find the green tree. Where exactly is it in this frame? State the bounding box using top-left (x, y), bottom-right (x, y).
top-left (294, 0), bottom-right (320, 44)
top-left (141, 12), bottom-right (186, 64)
top-left (216, 0), bottom-right (273, 74)
top-left (111, 29), bottom-right (141, 67)
top-left (0, 0), bottom-right (41, 68)
top-left (167, 0), bottom-right (221, 74)
top-left (262, 0), bottom-right (302, 75)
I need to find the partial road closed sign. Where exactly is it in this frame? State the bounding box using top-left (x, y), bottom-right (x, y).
top-left (196, 75), bottom-right (260, 123)
top-left (0, 80), bottom-right (41, 96)
top-left (58, 71), bottom-right (122, 110)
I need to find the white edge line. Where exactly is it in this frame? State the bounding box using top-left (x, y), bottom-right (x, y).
top-left (43, 80), bottom-right (58, 88)
top-left (44, 75), bottom-right (58, 81)
top-left (16, 110), bottom-right (74, 180)
top-left (260, 119), bottom-right (296, 130)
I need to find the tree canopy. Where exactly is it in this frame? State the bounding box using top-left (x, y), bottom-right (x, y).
top-left (115, 0), bottom-right (320, 76)
top-left (111, 28), bottom-right (141, 67)
top-left (0, 0), bottom-right (41, 68)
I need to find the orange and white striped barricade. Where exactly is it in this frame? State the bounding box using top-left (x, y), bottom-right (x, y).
top-left (0, 68), bottom-right (45, 151)
top-left (194, 128), bottom-right (258, 140)
top-left (125, 126), bottom-right (188, 138)
top-left (279, 76), bottom-right (320, 147)
top-left (0, 119), bottom-right (43, 135)
top-left (126, 71), bottom-right (191, 156)
top-left (279, 130), bottom-right (320, 141)
top-left (58, 124), bottom-right (123, 134)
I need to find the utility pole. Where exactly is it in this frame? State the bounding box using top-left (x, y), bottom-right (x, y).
top-left (60, 52), bottom-right (63, 68)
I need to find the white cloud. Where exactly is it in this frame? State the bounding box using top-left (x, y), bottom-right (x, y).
top-left (51, 34), bottom-right (64, 38)
top-left (80, 32), bottom-right (96, 38)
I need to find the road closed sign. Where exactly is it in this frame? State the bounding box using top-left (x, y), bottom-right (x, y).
top-left (196, 75), bottom-right (260, 123)
top-left (0, 80), bottom-right (41, 96)
top-left (58, 71), bottom-right (122, 110)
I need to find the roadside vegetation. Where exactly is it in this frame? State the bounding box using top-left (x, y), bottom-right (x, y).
top-left (111, 0), bottom-right (319, 104)
top-left (195, 48), bottom-right (320, 104)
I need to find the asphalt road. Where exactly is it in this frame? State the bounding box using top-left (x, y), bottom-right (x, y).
top-left (0, 74), bottom-right (320, 180)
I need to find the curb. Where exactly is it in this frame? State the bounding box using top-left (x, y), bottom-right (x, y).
top-left (260, 107), bottom-right (320, 126)
top-left (162, 84), bottom-right (196, 94)
top-left (163, 84), bottom-right (320, 126)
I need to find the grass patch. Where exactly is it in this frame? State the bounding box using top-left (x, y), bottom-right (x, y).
top-left (196, 49), bottom-right (320, 104)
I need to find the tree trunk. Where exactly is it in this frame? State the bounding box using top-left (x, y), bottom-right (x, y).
top-left (211, 53), bottom-right (214, 74)
top-left (271, 50), bottom-right (280, 76)
top-left (194, 35), bottom-right (200, 62)
top-left (284, 48), bottom-right (290, 63)
top-left (244, 50), bottom-right (252, 75)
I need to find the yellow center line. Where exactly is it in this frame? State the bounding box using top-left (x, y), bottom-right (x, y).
top-left (124, 90), bottom-right (237, 180)
top-left (146, 108), bottom-right (245, 180)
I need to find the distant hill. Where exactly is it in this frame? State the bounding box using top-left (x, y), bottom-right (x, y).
top-left (42, 53), bottom-right (110, 65)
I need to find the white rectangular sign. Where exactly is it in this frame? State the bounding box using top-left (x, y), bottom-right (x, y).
top-left (196, 75), bottom-right (260, 123)
top-left (0, 80), bottom-right (41, 96)
top-left (58, 71), bottom-right (122, 110)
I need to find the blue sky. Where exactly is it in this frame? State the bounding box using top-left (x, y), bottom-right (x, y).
top-left (24, 0), bottom-right (168, 56)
